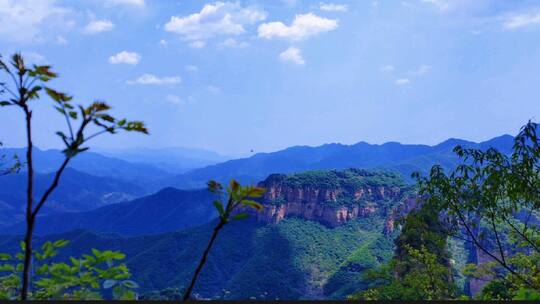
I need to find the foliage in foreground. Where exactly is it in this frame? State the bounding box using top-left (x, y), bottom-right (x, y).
top-left (353, 121), bottom-right (540, 300)
top-left (0, 53), bottom-right (147, 299)
top-left (351, 203), bottom-right (458, 300)
top-left (0, 240), bottom-right (137, 300)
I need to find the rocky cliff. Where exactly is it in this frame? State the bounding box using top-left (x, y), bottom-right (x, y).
top-left (241, 169), bottom-right (418, 230)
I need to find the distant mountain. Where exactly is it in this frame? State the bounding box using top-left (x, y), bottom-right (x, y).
top-left (0, 168), bottom-right (146, 226)
top-left (95, 147), bottom-right (231, 174)
top-left (0, 147), bottom-right (173, 187)
top-left (1, 187), bottom-right (217, 236)
top-left (160, 135), bottom-right (514, 190)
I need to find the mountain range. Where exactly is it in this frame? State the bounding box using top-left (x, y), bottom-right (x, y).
top-left (0, 168), bottom-right (146, 226)
top-left (159, 134), bottom-right (514, 190)
top-left (0, 187), bottom-right (217, 236)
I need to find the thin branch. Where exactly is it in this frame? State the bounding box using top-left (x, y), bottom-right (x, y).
top-left (83, 129), bottom-right (109, 143)
top-left (31, 157), bottom-right (71, 218)
top-left (61, 104), bottom-right (74, 140)
top-left (450, 201), bottom-right (534, 287)
top-left (490, 209), bottom-right (507, 266)
top-left (501, 215), bottom-right (540, 254)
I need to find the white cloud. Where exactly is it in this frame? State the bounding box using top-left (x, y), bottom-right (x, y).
top-left (189, 40), bottom-right (206, 49)
top-left (503, 13), bottom-right (540, 30)
top-left (281, 0), bottom-right (298, 7)
top-left (319, 2), bottom-right (348, 12)
top-left (219, 38), bottom-right (249, 48)
top-left (409, 64), bottom-right (431, 75)
top-left (166, 94), bottom-right (184, 105)
top-left (395, 78), bottom-right (411, 85)
top-left (420, 0), bottom-right (450, 11)
top-left (185, 65), bottom-right (199, 72)
top-left (164, 2), bottom-right (267, 41)
top-left (380, 65), bottom-right (395, 72)
top-left (207, 85), bottom-right (221, 94)
top-left (258, 13), bottom-right (338, 41)
top-left (159, 39), bottom-right (167, 46)
top-left (108, 51), bottom-right (141, 65)
top-left (127, 74), bottom-right (181, 85)
top-left (83, 20), bottom-right (114, 34)
top-left (279, 47), bottom-right (305, 65)
top-left (22, 52), bottom-right (48, 65)
top-left (99, 0), bottom-right (145, 7)
top-left (56, 35), bottom-right (68, 44)
top-left (0, 0), bottom-right (71, 43)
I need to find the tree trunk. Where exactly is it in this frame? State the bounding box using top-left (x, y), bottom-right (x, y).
top-left (21, 108), bottom-right (33, 300)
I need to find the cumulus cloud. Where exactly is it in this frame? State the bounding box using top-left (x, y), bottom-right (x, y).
top-left (164, 2), bottom-right (267, 41)
top-left (380, 65), bottom-right (395, 72)
top-left (258, 13), bottom-right (338, 41)
top-left (166, 94), bottom-right (183, 105)
top-left (503, 13), bottom-right (540, 30)
top-left (108, 51), bottom-right (141, 65)
top-left (0, 0), bottom-right (71, 43)
top-left (219, 38), bottom-right (249, 48)
top-left (21, 52), bottom-right (48, 65)
top-left (395, 78), bottom-right (410, 85)
top-left (99, 0), bottom-right (145, 7)
top-left (409, 64), bottom-right (431, 75)
top-left (185, 65), bottom-right (199, 72)
top-left (319, 2), bottom-right (348, 12)
top-left (279, 47), bottom-right (305, 65)
top-left (189, 40), bottom-right (206, 48)
top-left (127, 74), bottom-right (181, 85)
top-left (420, 0), bottom-right (450, 11)
top-left (56, 35), bottom-right (68, 44)
top-left (83, 20), bottom-right (114, 34)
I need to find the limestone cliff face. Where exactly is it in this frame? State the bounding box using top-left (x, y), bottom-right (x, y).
top-left (383, 195), bottom-right (421, 234)
top-left (241, 170), bottom-right (415, 228)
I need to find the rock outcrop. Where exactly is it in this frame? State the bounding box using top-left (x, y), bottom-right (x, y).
top-left (239, 169), bottom-right (417, 229)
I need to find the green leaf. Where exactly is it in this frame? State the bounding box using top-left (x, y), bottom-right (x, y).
top-left (0, 101), bottom-right (11, 106)
top-left (207, 180), bottom-right (223, 194)
top-left (103, 279), bottom-right (117, 289)
top-left (53, 239), bottom-right (69, 248)
top-left (122, 280), bottom-right (139, 289)
top-left (0, 253), bottom-right (11, 261)
top-left (213, 200), bottom-right (225, 216)
top-left (232, 213), bottom-right (250, 221)
top-left (241, 200), bottom-right (263, 210)
top-left (230, 179), bottom-right (240, 193)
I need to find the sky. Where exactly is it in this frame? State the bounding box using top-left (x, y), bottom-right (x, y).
top-left (1, 0), bottom-right (540, 157)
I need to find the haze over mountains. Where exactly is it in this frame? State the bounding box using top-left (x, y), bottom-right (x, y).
top-left (159, 134), bottom-right (514, 190)
top-left (0, 133), bottom-right (514, 229)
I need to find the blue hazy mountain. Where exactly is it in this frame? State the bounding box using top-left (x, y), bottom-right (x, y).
top-left (0, 147), bottom-right (173, 186)
top-left (0, 168), bottom-right (146, 226)
top-left (1, 187), bottom-right (217, 236)
top-left (160, 134), bottom-right (514, 190)
top-left (94, 146), bottom-right (231, 174)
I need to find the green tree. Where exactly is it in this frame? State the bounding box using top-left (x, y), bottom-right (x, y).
top-left (0, 53), bottom-right (147, 300)
top-left (352, 204), bottom-right (458, 300)
top-left (414, 121), bottom-right (540, 298)
top-left (182, 179), bottom-right (265, 300)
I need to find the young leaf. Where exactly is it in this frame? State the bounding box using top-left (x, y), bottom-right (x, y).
top-left (232, 213), bottom-right (250, 221)
top-left (213, 200), bottom-right (225, 216)
top-left (241, 200), bottom-right (263, 210)
top-left (122, 280), bottom-right (139, 289)
top-left (103, 279), bottom-right (117, 289)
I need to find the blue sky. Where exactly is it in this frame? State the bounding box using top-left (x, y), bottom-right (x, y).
top-left (1, 0), bottom-right (540, 157)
